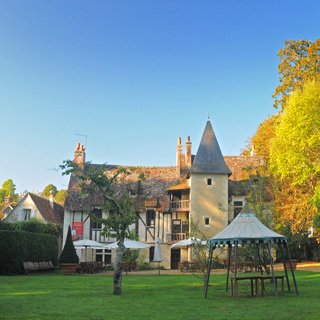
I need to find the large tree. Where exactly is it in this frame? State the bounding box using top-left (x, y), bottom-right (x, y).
top-left (55, 189), bottom-right (67, 205)
top-left (61, 160), bottom-right (138, 295)
top-left (273, 39), bottom-right (320, 109)
top-left (0, 179), bottom-right (18, 204)
top-left (270, 79), bottom-right (320, 238)
top-left (42, 184), bottom-right (58, 197)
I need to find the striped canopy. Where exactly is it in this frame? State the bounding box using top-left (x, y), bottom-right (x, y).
top-left (209, 205), bottom-right (286, 246)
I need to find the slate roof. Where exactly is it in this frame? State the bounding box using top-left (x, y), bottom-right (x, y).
top-left (224, 155), bottom-right (264, 181)
top-left (190, 120), bottom-right (232, 175)
top-left (64, 165), bottom-right (180, 212)
top-left (5, 193), bottom-right (64, 225)
top-left (28, 193), bottom-right (64, 225)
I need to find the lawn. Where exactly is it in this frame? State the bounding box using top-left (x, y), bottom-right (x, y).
top-left (0, 271), bottom-right (319, 320)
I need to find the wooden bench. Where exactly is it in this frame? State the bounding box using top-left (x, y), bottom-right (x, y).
top-left (231, 276), bottom-right (261, 298)
top-left (231, 275), bottom-right (285, 298)
top-left (23, 261), bottom-right (56, 274)
top-left (260, 275), bottom-right (285, 296)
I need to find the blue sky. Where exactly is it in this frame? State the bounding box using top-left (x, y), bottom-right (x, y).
top-left (0, 0), bottom-right (319, 193)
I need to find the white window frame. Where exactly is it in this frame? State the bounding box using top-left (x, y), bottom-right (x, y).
top-left (203, 216), bottom-right (210, 227)
top-left (206, 177), bottom-right (214, 187)
top-left (23, 209), bottom-right (31, 221)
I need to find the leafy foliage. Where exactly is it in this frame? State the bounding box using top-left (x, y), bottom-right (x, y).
top-left (55, 189), bottom-right (67, 205)
top-left (0, 219), bottom-right (62, 237)
top-left (0, 179), bottom-right (19, 203)
top-left (270, 80), bottom-right (320, 185)
top-left (273, 39), bottom-right (320, 109)
top-left (250, 114), bottom-right (279, 163)
top-left (42, 184), bottom-right (58, 197)
top-left (269, 79), bottom-right (320, 246)
top-left (59, 226), bottom-right (79, 264)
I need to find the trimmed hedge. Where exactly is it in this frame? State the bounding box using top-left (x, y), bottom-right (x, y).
top-left (0, 220), bottom-right (62, 237)
top-left (59, 226), bottom-right (79, 264)
top-left (0, 230), bottom-right (58, 274)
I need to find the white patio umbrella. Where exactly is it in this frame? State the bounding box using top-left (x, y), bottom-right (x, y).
top-left (73, 239), bottom-right (108, 262)
top-left (153, 237), bottom-right (164, 275)
top-left (73, 239), bottom-right (107, 249)
top-left (105, 239), bottom-right (150, 250)
top-left (171, 238), bottom-right (207, 248)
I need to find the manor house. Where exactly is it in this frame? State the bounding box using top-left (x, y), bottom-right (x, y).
top-left (63, 120), bottom-right (260, 269)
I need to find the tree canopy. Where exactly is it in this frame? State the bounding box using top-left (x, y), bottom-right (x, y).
top-left (270, 79), bottom-right (320, 186)
top-left (55, 189), bottom-right (67, 205)
top-left (42, 184), bottom-right (58, 197)
top-left (0, 179), bottom-right (18, 204)
top-left (270, 79), bottom-right (320, 241)
top-left (273, 39), bottom-right (320, 109)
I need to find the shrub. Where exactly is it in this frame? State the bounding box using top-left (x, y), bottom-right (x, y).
top-left (0, 230), bottom-right (58, 274)
top-left (0, 219), bottom-right (62, 237)
top-left (59, 226), bottom-right (79, 264)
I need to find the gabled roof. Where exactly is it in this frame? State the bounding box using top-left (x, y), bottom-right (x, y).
top-left (4, 193), bottom-right (64, 225)
top-left (209, 204), bottom-right (285, 245)
top-left (29, 193), bottom-right (64, 225)
top-left (190, 120), bottom-right (232, 175)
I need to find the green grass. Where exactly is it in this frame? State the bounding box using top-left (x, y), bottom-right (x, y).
top-left (0, 271), bottom-right (319, 320)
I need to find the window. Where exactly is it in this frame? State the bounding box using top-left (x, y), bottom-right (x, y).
top-left (206, 177), bottom-right (214, 187)
top-left (92, 208), bottom-right (102, 229)
top-left (204, 217), bottom-right (210, 226)
top-left (233, 200), bottom-right (243, 218)
top-left (95, 249), bottom-right (112, 264)
top-left (146, 209), bottom-right (155, 227)
top-left (149, 246), bottom-right (155, 261)
top-left (23, 209), bottom-right (31, 221)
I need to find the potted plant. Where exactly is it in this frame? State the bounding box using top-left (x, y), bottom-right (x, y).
top-left (59, 226), bottom-right (79, 275)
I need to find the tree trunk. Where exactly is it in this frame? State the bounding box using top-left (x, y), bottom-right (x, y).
top-left (113, 240), bottom-right (125, 295)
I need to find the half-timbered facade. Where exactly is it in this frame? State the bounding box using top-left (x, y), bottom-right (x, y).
top-left (63, 120), bottom-right (261, 269)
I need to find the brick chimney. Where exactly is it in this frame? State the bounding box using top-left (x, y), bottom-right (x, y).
top-left (185, 136), bottom-right (192, 167)
top-left (74, 143), bottom-right (86, 168)
top-left (176, 137), bottom-right (184, 170)
top-left (49, 190), bottom-right (55, 208)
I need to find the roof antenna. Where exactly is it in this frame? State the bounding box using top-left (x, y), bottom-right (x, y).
top-left (75, 133), bottom-right (88, 149)
top-left (208, 114), bottom-right (211, 121)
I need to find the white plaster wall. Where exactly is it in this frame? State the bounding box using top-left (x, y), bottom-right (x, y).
top-left (5, 194), bottom-right (44, 223)
top-left (190, 173), bottom-right (228, 239)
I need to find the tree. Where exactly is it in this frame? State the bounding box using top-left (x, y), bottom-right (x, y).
top-left (42, 184), bottom-right (58, 197)
top-left (270, 80), bottom-right (320, 186)
top-left (59, 226), bottom-right (79, 264)
top-left (273, 39), bottom-right (320, 109)
top-left (270, 79), bottom-right (320, 241)
top-left (0, 179), bottom-right (18, 204)
top-left (55, 190), bottom-right (67, 205)
top-left (250, 114), bottom-right (279, 163)
top-left (61, 160), bottom-right (138, 295)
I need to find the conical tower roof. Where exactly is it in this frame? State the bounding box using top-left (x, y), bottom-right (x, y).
top-left (190, 120), bottom-right (232, 175)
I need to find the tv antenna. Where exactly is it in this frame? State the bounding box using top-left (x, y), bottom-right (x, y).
top-left (75, 133), bottom-right (88, 148)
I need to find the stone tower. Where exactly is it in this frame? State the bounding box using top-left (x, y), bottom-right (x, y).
top-left (189, 120), bottom-right (231, 238)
